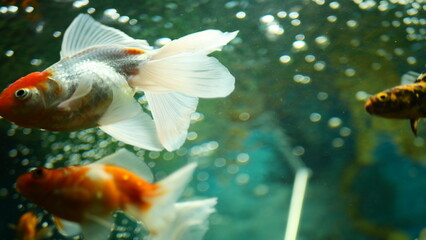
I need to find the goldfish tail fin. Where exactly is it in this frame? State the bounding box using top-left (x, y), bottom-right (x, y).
top-left (130, 30), bottom-right (238, 151)
top-left (125, 163), bottom-right (197, 236)
top-left (150, 198), bottom-right (217, 240)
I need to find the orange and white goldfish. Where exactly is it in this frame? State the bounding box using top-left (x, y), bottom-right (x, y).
top-left (12, 211), bottom-right (53, 240)
top-left (0, 14), bottom-right (238, 151)
top-left (365, 71), bottom-right (426, 135)
top-left (16, 149), bottom-right (216, 240)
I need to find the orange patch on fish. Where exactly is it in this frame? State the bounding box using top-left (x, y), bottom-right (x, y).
top-left (103, 165), bottom-right (159, 210)
top-left (124, 48), bottom-right (145, 55)
top-left (16, 71), bottom-right (52, 89)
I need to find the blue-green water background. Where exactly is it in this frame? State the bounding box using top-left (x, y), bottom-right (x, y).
top-left (0, 0), bottom-right (426, 239)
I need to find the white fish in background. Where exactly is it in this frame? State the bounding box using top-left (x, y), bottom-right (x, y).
top-left (0, 14), bottom-right (238, 151)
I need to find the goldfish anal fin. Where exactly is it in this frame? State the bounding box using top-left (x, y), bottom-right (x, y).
top-left (97, 81), bottom-right (163, 151)
top-left (35, 226), bottom-right (54, 240)
top-left (99, 110), bottom-right (163, 152)
top-left (410, 118), bottom-right (420, 136)
top-left (80, 214), bottom-right (113, 240)
top-left (61, 14), bottom-right (152, 59)
top-left (145, 92), bottom-right (198, 151)
top-left (94, 149), bottom-right (154, 183)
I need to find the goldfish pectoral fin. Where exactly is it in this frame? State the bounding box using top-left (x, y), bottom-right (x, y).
top-left (60, 14), bottom-right (152, 59)
top-left (134, 163), bottom-right (197, 235)
top-left (81, 215), bottom-right (113, 240)
top-left (144, 92), bottom-right (198, 151)
top-left (99, 110), bottom-right (163, 151)
top-left (53, 216), bottom-right (81, 237)
top-left (57, 79), bottom-right (93, 111)
top-left (95, 149), bottom-right (154, 183)
top-left (410, 118), bottom-right (420, 136)
top-left (8, 224), bottom-right (16, 230)
top-left (165, 198), bottom-right (217, 240)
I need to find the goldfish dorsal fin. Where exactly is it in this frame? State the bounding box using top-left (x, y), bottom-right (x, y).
top-left (61, 14), bottom-right (152, 59)
top-left (95, 149), bottom-right (154, 183)
top-left (151, 30), bottom-right (239, 60)
top-left (401, 71), bottom-right (420, 84)
top-left (416, 71), bottom-right (426, 83)
top-left (54, 216), bottom-right (81, 237)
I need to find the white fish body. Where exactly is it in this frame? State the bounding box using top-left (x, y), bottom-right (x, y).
top-left (23, 14), bottom-right (238, 151)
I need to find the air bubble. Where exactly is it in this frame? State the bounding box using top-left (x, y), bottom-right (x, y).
top-left (289, 12), bottom-right (299, 19)
top-left (292, 40), bottom-right (307, 50)
top-left (355, 91), bottom-right (369, 101)
top-left (236, 11), bottom-right (246, 19)
top-left (237, 153), bottom-right (250, 163)
top-left (187, 131), bottom-right (198, 141)
top-left (236, 173), bottom-right (250, 185)
top-left (317, 92), bottom-right (328, 100)
top-left (328, 117), bottom-right (342, 128)
top-left (239, 112), bottom-right (250, 121)
top-left (332, 138), bottom-right (344, 148)
top-left (280, 55), bottom-right (291, 64)
top-left (310, 113), bottom-right (321, 122)
top-left (292, 146), bottom-right (305, 156)
top-left (5, 50), bottom-right (14, 57)
top-left (329, 1), bottom-right (340, 9)
top-left (277, 11), bottom-right (287, 18)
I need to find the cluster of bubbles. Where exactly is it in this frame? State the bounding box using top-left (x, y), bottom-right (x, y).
top-left (255, 0), bottom-right (424, 150)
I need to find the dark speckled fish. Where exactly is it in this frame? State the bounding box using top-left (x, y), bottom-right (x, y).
top-left (365, 71), bottom-right (426, 135)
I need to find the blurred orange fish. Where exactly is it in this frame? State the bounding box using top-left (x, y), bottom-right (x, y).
top-left (16, 149), bottom-right (216, 240)
top-left (12, 211), bottom-right (53, 240)
top-left (0, 14), bottom-right (237, 151)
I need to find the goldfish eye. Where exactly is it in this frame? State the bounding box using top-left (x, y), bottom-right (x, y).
top-left (14, 88), bottom-right (31, 100)
top-left (31, 168), bottom-right (45, 179)
top-left (376, 92), bottom-right (389, 102)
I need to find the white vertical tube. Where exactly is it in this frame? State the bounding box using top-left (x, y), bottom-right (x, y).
top-left (284, 168), bottom-right (311, 240)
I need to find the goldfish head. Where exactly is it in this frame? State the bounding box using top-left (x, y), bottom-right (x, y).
top-left (0, 71), bottom-right (60, 128)
top-left (16, 167), bottom-right (54, 205)
top-left (365, 84), bottom-right (426, 119)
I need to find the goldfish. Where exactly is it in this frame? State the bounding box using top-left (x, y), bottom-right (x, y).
top-left (365, 71), bottom-right (426, 135)
top-left (16, 149), bottom-right (216, 240)
top-left (11, 211), bottom-right (53, 240)
top-left (0, 14), bottom-right (238, 151)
